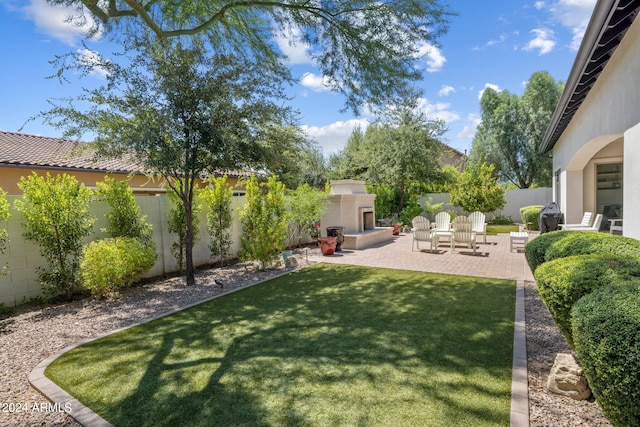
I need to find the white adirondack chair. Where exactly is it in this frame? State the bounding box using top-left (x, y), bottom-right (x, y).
top-left (560, 213), bottom-right (603, 232)
top-left (469, 211), bottom-right (487, 244)
top-left (558, 212), bottom-right (593, 229)
top-left (450, 216), bottom-right (477, 254)
top-left (411, 216), bottom-right (439, 252)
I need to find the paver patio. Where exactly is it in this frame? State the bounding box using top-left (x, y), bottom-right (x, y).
top-left (307, 231), bottom-right (535, 282)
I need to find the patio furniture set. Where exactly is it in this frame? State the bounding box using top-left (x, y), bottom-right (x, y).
top-left (411, 212), bottom-right (486, 255)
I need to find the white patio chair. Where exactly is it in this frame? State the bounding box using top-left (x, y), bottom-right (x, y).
top-left (559, 213), bottom-right (603, 232)
top-left (469, 211), bottom-right (487, 244)
top-left (450, 216), bottom-right (477, 254)
top-left (432, 211), bottom-right (451, 244)
top-left (558, 212), bottom-right (593, 230)
top-left (411, 216), bottom-right (439, 252)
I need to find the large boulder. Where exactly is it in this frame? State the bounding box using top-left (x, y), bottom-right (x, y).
top-left (547, 353), bottom-right (591, 400)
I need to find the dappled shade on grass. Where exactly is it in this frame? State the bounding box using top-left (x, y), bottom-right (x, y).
top-left (46, 264), bottom-right (516, 426)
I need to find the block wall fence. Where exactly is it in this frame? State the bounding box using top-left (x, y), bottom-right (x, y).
top-left (0, 195), bottom-right (247, 307)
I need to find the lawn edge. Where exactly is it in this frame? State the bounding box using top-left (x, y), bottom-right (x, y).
top-left (510, 280), bottom-right (529, 427)
top-left (28, 266), bottom-right (307, 427)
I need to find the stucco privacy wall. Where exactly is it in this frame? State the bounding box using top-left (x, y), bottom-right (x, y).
top-left (0, 195), bottom-right (246, 307)
top-left (624, 122), bottom-right (640, 240)
top-left (419, 188), bottom-right (552, 222)
top-left (552, 15), bottom-right (640, 230)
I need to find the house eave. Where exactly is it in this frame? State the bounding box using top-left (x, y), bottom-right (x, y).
top-left (539, 0), bottom-right (640, 154)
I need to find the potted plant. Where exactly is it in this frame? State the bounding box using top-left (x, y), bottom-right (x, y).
top-left (317, 236), bottom-right (337, 255)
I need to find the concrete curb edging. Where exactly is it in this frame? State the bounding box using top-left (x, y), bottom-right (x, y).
top-left (510, 280), bottom-right (529, 426)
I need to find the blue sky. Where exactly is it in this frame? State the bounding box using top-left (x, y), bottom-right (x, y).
top-left (0, 0), bottom-right (597, 157)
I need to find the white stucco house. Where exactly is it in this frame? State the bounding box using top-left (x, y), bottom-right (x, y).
top-left (540, 0), bottom-right (640, 239)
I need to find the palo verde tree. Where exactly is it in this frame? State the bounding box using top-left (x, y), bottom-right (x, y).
top-left (470, 71), bottom-right (562, 188)
top-left (42, 34), bottom-right (304, 285)
top-left (449, 162), bottom-right (506, 214)
top-left (45, 0), bottom-right (453, 115)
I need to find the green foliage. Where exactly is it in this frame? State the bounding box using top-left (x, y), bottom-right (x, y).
top-left (449, 162), bottom-right (505, 213)
top-left (286, 184), bottom-right (329, 248)
top-left (534, 254), bottom-right (640, 349)
top-left (400, 194), bottom-right (424, 226)
top-left (572, 283), bottom-right (640, 427)
top-left (0, 187), bottom-right (9, 276)
top-left (201, 176), bottom-right (233, 267)
top-left (544, 232), bottom-right (640, 264)
top-left (80, 237), bottom-right (157, 298)
top-left (422, 197), bottom-right (444, 222)
top-left (470, 71), bottom-right (560, 188)
top-left (96, 176), bottom-right (153, 244)
top-left (240, 176), bottom-right (290, 270)
top-left (491, 215), bottom-right (515, 225)
top-left (366, 183), bottom-right (397, 220)
top-left (14, 173), bottom-right (95, 299)
top-left (167, 186), bottom-right (201, 274)
top-left (520, 205), bottom-right (543, 231)
top-left (48, 1), bottom-right (452, 116)
top-left (524, 230), bottom-right (573, 272)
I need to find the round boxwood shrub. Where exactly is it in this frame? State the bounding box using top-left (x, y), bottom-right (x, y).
top-left (544, 232), bottom-right (640, 264)
top-left (534, 254), bottom-right (640, 349)
top-left (571, 282), bottom-right (640, 427)
top-left (519, 205), bottom-right (543, 231)
top-left (80, 237), bottom-right (157, 297)
top-left (524, 230), bottom-right (573, 272)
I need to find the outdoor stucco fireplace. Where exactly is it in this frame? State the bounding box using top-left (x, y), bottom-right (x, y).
top-left (319, 180), bottom-right (393, 250)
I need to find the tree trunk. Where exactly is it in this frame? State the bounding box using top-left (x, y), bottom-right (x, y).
top-left (184, 194), bottom-right (196, 286)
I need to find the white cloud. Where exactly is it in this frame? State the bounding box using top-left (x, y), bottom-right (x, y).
top-left (416, 42), bottom-right (446, 72)
top-left (456, 114), bottom-right (482, 141)
top-left (300, 72), bottom-right (335, 92)
top-left (20, 0), bottom-right (100, 45)
top-left (478, 83), bottom-right (501, 100)
top-left (523, 28), bottom-right (556, 55)
top-left (534, 1), bottom-right (546, 10)
top-left (486, 33), bottom-right (509, 47)
top-left (303, 119), bottom-right (371, 155)
top-left (548, 0), bottom-right (597, 50)
top-left (275, 26), bottom-right (314, 65)
top-left (77, 48), bottom-right (109, 78)
top-left (438, 85), bottom-right (456, 97)
top-left (415, 98), bottom-right (460, 123)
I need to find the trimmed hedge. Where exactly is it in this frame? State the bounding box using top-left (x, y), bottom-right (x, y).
top-left (544, 232), bottom-right (640, 263)
top-left (534, 254), bottom-right (640, 348)
top-left (572, 283), bottom-right (640, 427)
top-left (80, 237), bottom-right (157, 297)
top-left (524, 230), bottom-right (573, 272)
top-left (519, 205), bottom-right (543, 231)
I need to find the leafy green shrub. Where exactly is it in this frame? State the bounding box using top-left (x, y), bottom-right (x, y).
top-left (544, 232), bottom-right (640, 263)
top-left (240, 175), bottom-right (290, 270)
top-left (519, 205), bottom-right (543, 231)
top-left (285, 183), bottom-right (329, 248)
top-left (80, 237), bottom-right (157, 297)
top-left (14, 173), bottom-right (95, 299)
top-left (366, 183), bottom-right (397, 220)
top-left (572, 283), bottom-right (640, 427)
top-left (534, 254), bottom-right (640, 348)
top-left (400, 194), bottom-right (423, 226)
top-left (524, 230), bottom-right (573, 272)
top-left (201, 176), bottom-right (234, 267)
top-left (96, 176), bottom-right (153, 244)
top-left (449, 162), bottom-right (505, 213)
top-left (0, 187), bottom-right (9, 277)
top-left (491, 215), bottom-right (514, 225)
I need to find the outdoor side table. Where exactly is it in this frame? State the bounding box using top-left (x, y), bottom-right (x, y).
top-left (510, 231), bottom-right (529, 252)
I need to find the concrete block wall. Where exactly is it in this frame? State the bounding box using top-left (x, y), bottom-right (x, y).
top-left (0, 194), bottom-right (247, 307)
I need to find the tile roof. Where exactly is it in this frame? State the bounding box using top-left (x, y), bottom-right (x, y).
top-left (0, 131), bottom-right (254, 178)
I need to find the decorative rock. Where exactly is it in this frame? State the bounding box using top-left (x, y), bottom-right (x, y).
top-left (285, 256), bottom-right (298, 268)
top-left (547, 353), bottom-right (592, 400)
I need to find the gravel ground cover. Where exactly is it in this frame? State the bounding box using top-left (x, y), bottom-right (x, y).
top-left (0, 250), bottom-right (611, 426)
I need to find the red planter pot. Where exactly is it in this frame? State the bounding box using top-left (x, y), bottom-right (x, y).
top-left (392, 223), bottom-right (402, 235)
top-left (317, 236), bottom-right (337, 256)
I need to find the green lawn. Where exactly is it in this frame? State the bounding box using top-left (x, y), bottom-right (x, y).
top-left (486, 224), bottom-right (520, 235)
top-left (46, 264), bottom-right (516, 427)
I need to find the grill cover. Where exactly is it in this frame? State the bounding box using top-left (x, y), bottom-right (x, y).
top-left (538, 202), bottom-right (562, 233)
